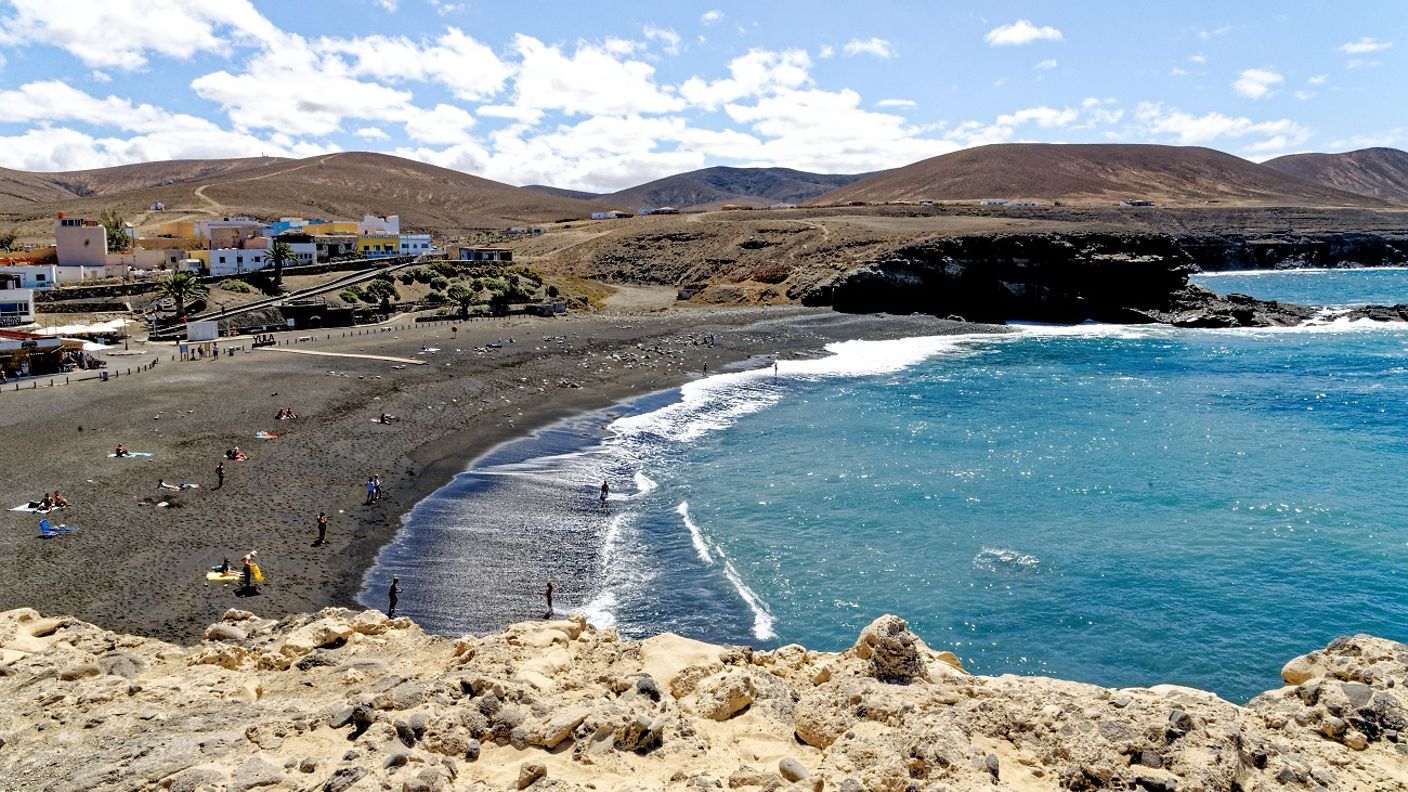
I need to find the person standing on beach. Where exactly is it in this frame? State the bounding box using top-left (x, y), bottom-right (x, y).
top-left (387, 576), bottom-right (402, 618)
top-left (215, 461), bottom-right (225, 489)
top-left (541, 581), bottom-right (554, 618)
top-left (366, 477), bottom-right (376, 505)
top-left (315, 511), bottom-right (328, 546)
top-left (373, 475), bottom-right (383, 501)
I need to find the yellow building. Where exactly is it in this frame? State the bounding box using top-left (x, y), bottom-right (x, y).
top-left (357, 234), bottom-right (400, 258)
top-left (158, 220), bottom-right (197, 238)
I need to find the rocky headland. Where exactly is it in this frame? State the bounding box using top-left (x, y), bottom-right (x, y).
top-left (2, 607), bottom-right (1406, 792)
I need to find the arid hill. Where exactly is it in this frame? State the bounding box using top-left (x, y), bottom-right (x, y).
top-left (1263, 147), bottom-right (1408, 205)
top-left (593, 166), bottom-right (870, 212)
top-left (523, 185), bottom-right (603, 202)
top-left (816, 143), bottom-right (1395, 208)
top-left (0, 152), bottom-right (598, 240)
top-left (0, 157), bottom-right (286, 207)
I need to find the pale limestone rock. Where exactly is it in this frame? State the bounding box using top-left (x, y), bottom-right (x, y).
top-left (691, 671), bottom-right (756, 720)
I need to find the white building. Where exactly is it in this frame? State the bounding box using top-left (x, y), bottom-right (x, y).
top-left (398, 234), bottom-right (435, 256)
top-left (591, 211), bottom-right (629, 220)
top-left (0, 265), bottom-right (59, 290)
top-left (0, 288), bottom-right (35, 327)
top-left (194, 217), bottom-right (262, 241)
top-left (276, 241), bottom-right (318, 266)
top-left (208, 247), bottom-right (268, 277)
top-left (358, 214), bottom-right (400, 235)
top-left (979, 199), bottom-right (1010, 206)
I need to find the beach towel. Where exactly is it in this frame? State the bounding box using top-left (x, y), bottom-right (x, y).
top-left (250, 562), bottom-right (265, 583)
top-left (108, 452), bottom-right (154, 458)
top-left (206, 571), bottom-right (240, 583)
top-left (254, 431), bottom-right (278, 440)
top-left (10, 504), bottom-right (55, 513)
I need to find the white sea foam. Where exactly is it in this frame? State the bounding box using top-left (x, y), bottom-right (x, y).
top-left (607, 333), bottom-right (1002, 447)
top-left (580, 511), bottom-right (649, 629)
top-left (675, 501), bottom-right (714, 565)
top-left (718, 551), bottom-right (776, 641)
top-left (973, 546), bottom-right (1041, 572)
top-left (632, 471), bottom-right (658, 498)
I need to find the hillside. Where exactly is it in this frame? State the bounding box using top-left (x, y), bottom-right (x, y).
top-left (0, 152), bottom-right (599, 239)
top-left (0, 157), bottom-right (287, 207)
top-left (523, 184), bottom-right (602, 201)
top-left (816, 143), bottom-right (1394, 208)
top-left (1263, 147), bottom-right (1408, 204)
top-left (595, 166), bottom-right (869, 211)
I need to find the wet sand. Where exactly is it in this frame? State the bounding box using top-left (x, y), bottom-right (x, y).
top-left (0, 307), bottom-right (996, 641)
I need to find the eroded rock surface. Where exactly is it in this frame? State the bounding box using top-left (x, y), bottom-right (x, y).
top-left (1, 607), bottom-right (1405, 791)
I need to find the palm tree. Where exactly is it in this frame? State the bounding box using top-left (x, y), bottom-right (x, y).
top-left (447, 280), bottom-right (474, 319)
top-left (159, 271), bottom-right (209, 323)
top-left (268, 240), bottom-right (296, 288)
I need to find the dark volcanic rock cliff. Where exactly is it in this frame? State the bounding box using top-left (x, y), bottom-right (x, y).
top-left (1181, 231), bottom-right (1408, 271)
top-left (800, 233), bottom-right (1319, 327)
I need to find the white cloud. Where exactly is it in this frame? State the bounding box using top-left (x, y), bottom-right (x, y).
top-left (700, 9), bottom-right (725, 25)
top-left (1135, 102), bottom-right (1309, 152)
top-left (0, 0), bottom-right (281, 70)
top-left (355, 127), bottom-right (390, 141)
top-left (1346, 58), bottom-right (1382, 69)
top-left (842, 38), bottom-right (896, 59)
top-left (1170, 67), bottom-right (1190, 77)
top-left (1034, 59), bottom-right (1058, 70)
top-left (1189, 53), bottom-right (1207, 64)
top-left (192, 46), bottom-right (417, 136)
top-left (817, 45), bottom-right (835, 59)
top-left (404, 103), bottom-right (477, 145)
top-left (430, 1), bottom-right (465, 13)
top-left (1339, 36), bottom-right (1393, 54)
top-left (1199, 26), bottom-right (1231, 40)
top-left (1308, 74), bottom-right (1328, 85)
top-left (679, 49), bottom-right (812, 109)
top-left (1233, 68), bottom-right (1283, 100)
top-left (876, 99), bottom-right (916, 108)
top-left (315, 28), bottom-right (513, 101)
top-left (90, 70), bottom-right (111, 83)
top-left (1294, 90), bottom-right (1317, 101)
top-left (510, 35), bottom-right (684, 116)
top-left (643, 25), bottom-right (682, 56)
top-left (373, 0), bottom-right (397, 10)
top-left (985, 19), bottom-right (1063, 46)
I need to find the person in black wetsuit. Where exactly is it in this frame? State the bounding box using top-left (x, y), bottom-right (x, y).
top-left (387, 576), bottom-right (402, 618)
top-left (541, 581), bottom-right (554, 618)
top-left (315, 511), bottom-right (328, 546)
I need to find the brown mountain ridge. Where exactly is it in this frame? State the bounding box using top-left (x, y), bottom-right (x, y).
top-left (815, 143), bottom-right (1399, 208)
top-left (1263, 147), bottom-right (1408, 205)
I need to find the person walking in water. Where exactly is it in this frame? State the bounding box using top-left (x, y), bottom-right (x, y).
top-left (315, 511), bottom-right (328, 546)
top-left (541, 581), bottom-right (554, 618)
top-left (387, 576), bottom-right (402, 618)
top-left (215, 461), bottom-right (225, 489)
top-left (599, 480), bottom-right (610, 505)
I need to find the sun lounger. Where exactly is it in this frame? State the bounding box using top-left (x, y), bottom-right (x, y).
top-left (39, 519), bottom-right (77, 537)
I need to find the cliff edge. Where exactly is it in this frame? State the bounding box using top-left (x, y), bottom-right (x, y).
top-left (1, 607), bottom-right (1404, 791)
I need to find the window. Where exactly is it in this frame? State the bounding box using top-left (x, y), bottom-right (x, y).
top-left (237, 256), bottom-right (244, 264)
top-left (35, 274), bottom-right (46, 282)
top-left (218, 256), bottom-right (227, 263)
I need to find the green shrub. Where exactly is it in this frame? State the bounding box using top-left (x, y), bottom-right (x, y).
top-left (339, 289), bottom-right (361, 303)
top-left (398, 272), bottom-right (416, 285)
top-left (429, 274), bottom-right (449, 291)
top-left (219, 279), bottom-right (253, 293)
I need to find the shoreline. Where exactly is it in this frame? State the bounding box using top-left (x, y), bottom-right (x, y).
top-left (0, 306), bottom-right (998, 642)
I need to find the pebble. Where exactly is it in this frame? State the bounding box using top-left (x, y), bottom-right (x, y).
top-left (778, 757), bottom-right (808, 782)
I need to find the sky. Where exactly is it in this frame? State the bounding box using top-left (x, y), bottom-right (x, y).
top-left (0, 1), bottom-right (1403, 192)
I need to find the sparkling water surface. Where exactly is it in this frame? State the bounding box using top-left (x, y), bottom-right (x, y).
top-left (1191, 267), bottom-right (1408, 308)
top-left (366, 270), bottom-right (1408, 702)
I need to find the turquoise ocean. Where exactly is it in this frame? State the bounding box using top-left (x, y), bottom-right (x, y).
top-left (363, 268), bottom-right (1408, 702)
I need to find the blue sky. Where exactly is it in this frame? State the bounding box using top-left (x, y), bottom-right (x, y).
top-left (0, 1), bottom-right (1403, 191)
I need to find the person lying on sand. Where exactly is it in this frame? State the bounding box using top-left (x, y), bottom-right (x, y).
top-left (158, 480), bottom-right (181, 491)
top-left (275, 407), bottom-right (298, 420)
top-left (218, 557), bottom-right (232, 575)
top-left (38, 493), bottom-right (53, 511)
top-left (225, 447), bottom-right (248, 462)
top-left (114, 444), bottom-right (130, 457)
top-left (52, 491), bottom-right (69, 509)
top-left (378, 412), bottom-right (397, 424)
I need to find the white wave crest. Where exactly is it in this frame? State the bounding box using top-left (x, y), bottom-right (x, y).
top-left (675, 501), bottom-right (714, 565)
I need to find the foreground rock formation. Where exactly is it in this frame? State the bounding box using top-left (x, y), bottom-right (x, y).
top-left (1, 608), bottom-right (1406, 791)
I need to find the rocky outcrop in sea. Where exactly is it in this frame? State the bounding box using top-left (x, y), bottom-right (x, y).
top-left (2, 607), bottom-right (1405, 791)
